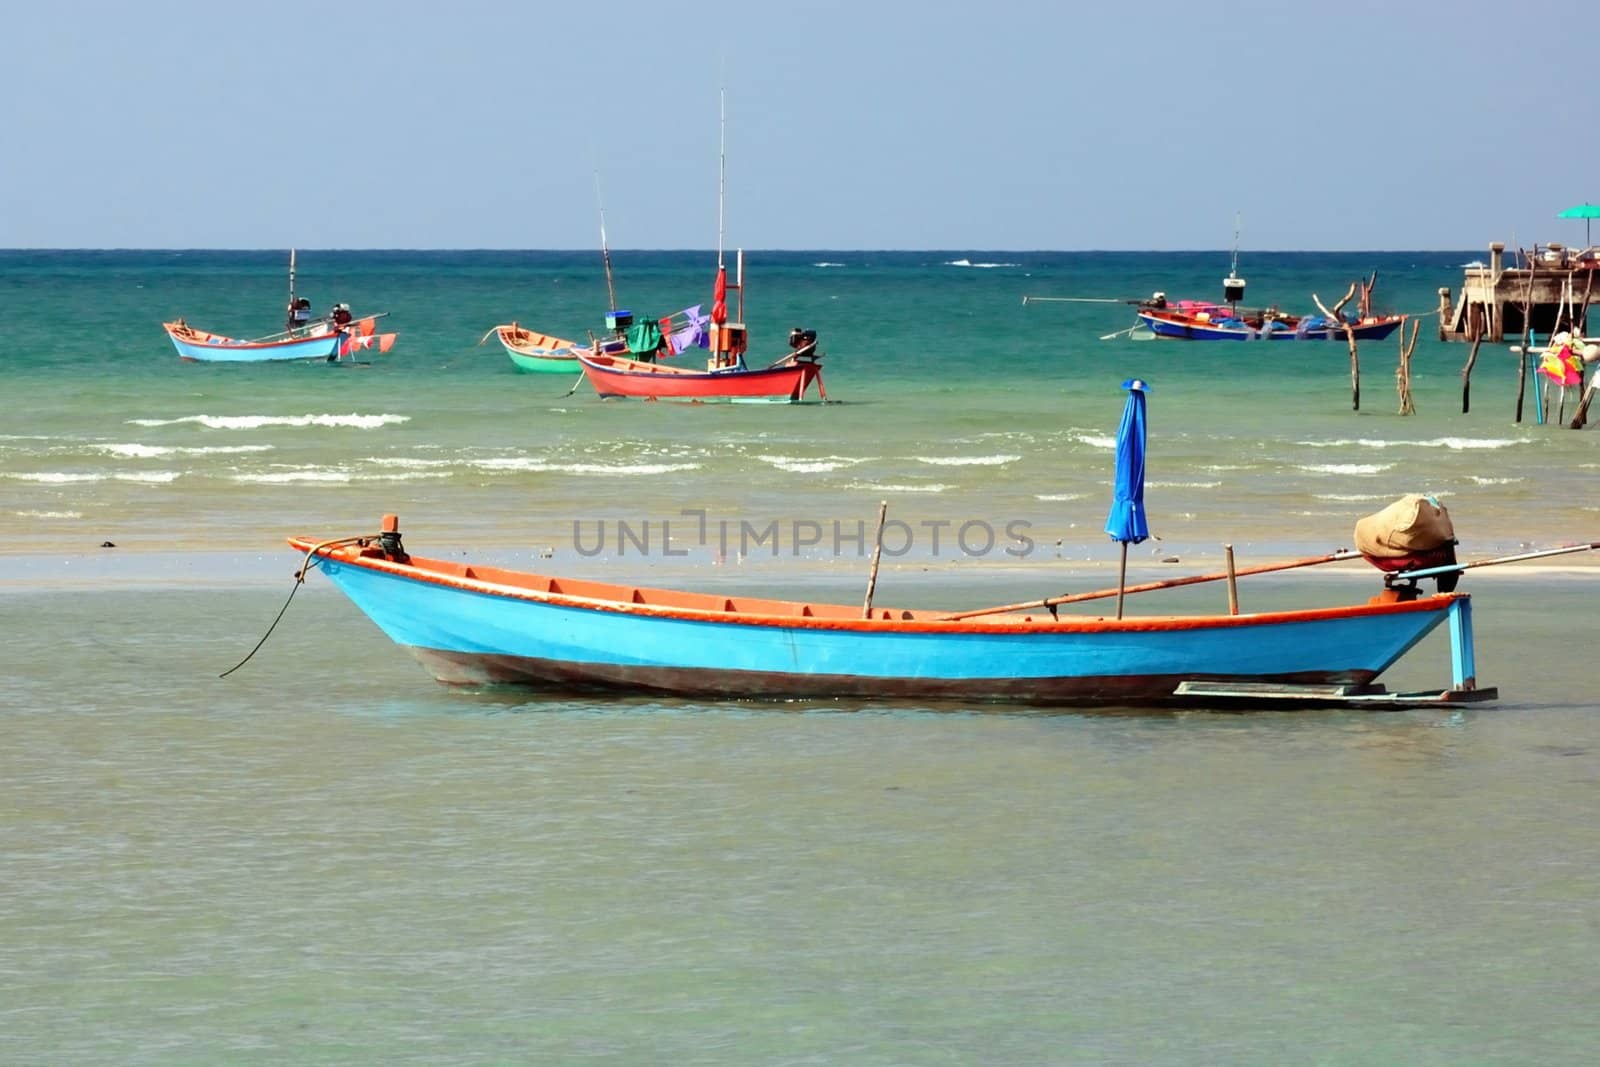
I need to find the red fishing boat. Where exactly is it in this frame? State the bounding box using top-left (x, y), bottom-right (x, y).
top-left (578, 259), bottom-right (825, 402)
top-left (577, 92), bottom-right (826, 403)
top-left (578, 340), bottom-right (825, 401)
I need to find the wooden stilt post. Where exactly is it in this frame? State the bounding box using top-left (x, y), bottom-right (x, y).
top-left (1569, 376), bottom-right (1598, 429)
top-left (1579, 269), bottom-right (1596, 337)
top-left (1397, 319), bottom-right (1419, 415)
top-left (1460, 334), bottom-right (1481, 413)
top-left (1516, 251), bottom-right (1537, 423)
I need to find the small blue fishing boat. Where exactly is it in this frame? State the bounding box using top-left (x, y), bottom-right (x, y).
top-left (165, 248), bottom-right (397, 363)
top-left (286, 515), bottom-right (1498, 708)
top-left (163, 320), bottom-right (345, 362)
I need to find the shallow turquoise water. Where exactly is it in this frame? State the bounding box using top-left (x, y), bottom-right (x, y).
top-left (4, 249), bottom-right (1589, 563)
top-left (3, 576), bottom-right (1598, 1064)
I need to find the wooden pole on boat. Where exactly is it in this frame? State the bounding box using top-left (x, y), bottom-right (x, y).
top-left (937, 549), bottom-right (1360, 621)
top-left (1022, 296), bottom-right (1135, 305)
top-left (1114, 542), bottom-right (1130, 620)
top-left (862, 501), bottom-right (888, 619)
top-left (1224, 544), bottom-right (1239, 615)
top-left (593, 168), bottom-right (619, 314)
top-left (1388, 540), bottom-right (1600, 582)
top-left (716, 87), bottom-right (727, 274)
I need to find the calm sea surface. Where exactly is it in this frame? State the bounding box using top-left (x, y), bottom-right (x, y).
top-left (3, 251), bottom-right (1599, 1063)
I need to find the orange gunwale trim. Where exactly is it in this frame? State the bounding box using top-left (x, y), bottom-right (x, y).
top-left (497, 324), bottom-right (581, 354)
top-left (164, 321), bottom-right (329, 350)
top-left (289, 537), bottom-right (1461, 636)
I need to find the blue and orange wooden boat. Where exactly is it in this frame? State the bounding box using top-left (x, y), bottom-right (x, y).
top-left (163, 320), bottom-right (346, 362)
top-left (163, 318), bottom-right (396, 363)
top-left (1136, 303), bottom-right (1407, 342)
top-left (287, 516), bottom-right (1497, 708)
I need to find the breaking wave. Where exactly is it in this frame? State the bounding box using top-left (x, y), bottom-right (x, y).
top-left (757, 455), bottom-right (865, 474)
top-left (917, 454), bottom-right (1020, 467)
top-left (1297, 463), bottom-right (1394, 475)
top-left (471, 458), bottom-right (701, 476)
top-left (1299, 437), bottom-right (1522, 450)
top-left (95, 443), bottom-right (273, 458)
top-left (127, 413), bottom-right (409, 430)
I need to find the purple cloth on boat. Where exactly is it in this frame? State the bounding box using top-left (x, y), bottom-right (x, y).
top-left (668, 305), bottom-right (711, 355)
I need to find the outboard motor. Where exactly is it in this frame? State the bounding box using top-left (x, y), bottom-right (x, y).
top-left (378, 513), bottom-right (410, 564)
top-left (1355, 494), bottom-right (1458, 594)
top-left (789, 327), bottom-right (817, 350)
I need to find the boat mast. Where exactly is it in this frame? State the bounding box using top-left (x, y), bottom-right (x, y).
top-left (593, 168), bottom-right (618, 313)
top-left (716, 87), bottom-right (726, 273)
top-left (719, 90), bottom-right (743, 321)
top-left (1230, 212), bottom-right (1240, 279)
top-left (288, 248), bottom-right (296, 312)
top-left (1223, 211), bottom-right (1246, 312)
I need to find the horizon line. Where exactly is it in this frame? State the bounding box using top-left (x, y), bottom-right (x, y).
top-left (0, 246), bottom-right (1501, 255)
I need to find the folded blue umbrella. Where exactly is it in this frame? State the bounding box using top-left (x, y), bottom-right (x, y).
top-left (1105, 379), bottom-right (1150, 546)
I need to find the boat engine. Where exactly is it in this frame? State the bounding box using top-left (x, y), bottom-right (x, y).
top-left (378, 513), bottom-right (410, 564)
top-left (1355, 495), bottom-right (1458, 593)
top-left (789, 327), bottom-right (817, 351)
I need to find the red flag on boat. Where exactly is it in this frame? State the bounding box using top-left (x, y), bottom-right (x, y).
top-left (341, 332), bottom-right (398, 356)
top-left (356, 317), bottom-right (377, 337)
top-left (711, 265), bottom-right (727, 325)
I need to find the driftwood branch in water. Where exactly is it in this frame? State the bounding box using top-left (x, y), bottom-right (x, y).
top-left (1314, 282), bottom-right (1362, 410)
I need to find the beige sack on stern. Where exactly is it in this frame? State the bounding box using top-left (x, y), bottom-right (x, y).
top-left (1354, 494), bottom-right (1456, 558)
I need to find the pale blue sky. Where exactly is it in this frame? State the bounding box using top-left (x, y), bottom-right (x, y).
top-left (5, 0), bottom-right (1593, 250)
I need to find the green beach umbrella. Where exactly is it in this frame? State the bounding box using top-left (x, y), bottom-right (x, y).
top-left (1558, 203), bottom-right (1600, 246)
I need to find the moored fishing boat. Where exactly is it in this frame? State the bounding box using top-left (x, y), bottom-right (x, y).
top-left (285, 514), bottom-right (1498, 707)
top-left (577, 330), bottom-right (825, 401)
top-left (163, 320), bottom-right (345, 362)
top-left (1136, 303), bottom-right (1407, 342)
top-left (163, 318), bottom-right (396, 363)
top-left (166, 249), bottom-right (397, 362)
top-left (484, 323), bottom-right (593, 373)
top-left (576, 92), bottom-right (826, 402)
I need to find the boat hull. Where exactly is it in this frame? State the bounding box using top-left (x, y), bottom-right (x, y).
top-left (579, 352), bottom-right (823, 401)
top-left (1137, 311), bottom-right (1405, 342)
top-left (507, 350), bottom-right (580, 373)
top-left (164, 322), bottom-right (343, 362)
top-left (299, 543), bottom-right (1458, 706)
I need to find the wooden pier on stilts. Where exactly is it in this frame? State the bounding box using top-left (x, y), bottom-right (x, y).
top-left (1438, 242), bottom-right (1600, 342)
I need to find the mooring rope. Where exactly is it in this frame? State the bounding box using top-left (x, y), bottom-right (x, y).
top-left (219, 535), bottom-right (376, 678)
